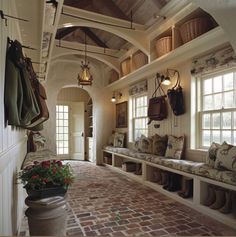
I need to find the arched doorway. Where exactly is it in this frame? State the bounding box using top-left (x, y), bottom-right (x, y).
top-left (56, 87), bottom-right (93, 161)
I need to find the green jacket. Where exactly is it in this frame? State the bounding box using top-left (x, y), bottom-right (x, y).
top-left (4, 40), bottom-right (40, 127)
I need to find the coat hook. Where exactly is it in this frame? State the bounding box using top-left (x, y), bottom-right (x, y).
top-left (0, 10), bottom-right (28, 26)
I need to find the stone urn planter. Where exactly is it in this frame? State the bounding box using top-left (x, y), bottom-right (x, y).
top-left (18, 160), bottom-right (74, 236)
top-left (25, 195), bottom-right (67, 236)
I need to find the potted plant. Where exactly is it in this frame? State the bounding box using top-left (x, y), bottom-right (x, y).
top-left (19, 160), bottom-right (74, 199)
top-left (18, 160), bottom-right (74, 236)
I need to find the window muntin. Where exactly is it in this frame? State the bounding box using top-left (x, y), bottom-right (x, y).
top-left (56, 105), bottom-right (69, 155)
top-left (200, 69), bottom-right (236, 147)
top-left (132, 94), bottom-right (148, 140)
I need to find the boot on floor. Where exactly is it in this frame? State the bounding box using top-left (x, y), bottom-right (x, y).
top-left (167, 173), bottom-right (181, 192)
top-left (153, 169), bottom-right (161, 183)
top-left (160, 171), bottom-right (169, 187)
top-left (219, 190), bottom-right (232, 214)
top-left (203, 185), bottom-right (216, 206)
top-left (231, 191), bottom-right (236, 218)
top-left (178, 178), bottom-right (193, 198)
top-left (210, 187), bottom-right (226, 210)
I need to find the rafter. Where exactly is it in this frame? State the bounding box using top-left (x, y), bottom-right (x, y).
top-left (80, 27), bottom-right (108, 48)
top-left (56, 26), bottom-right (78, 39)
top-left (64, 0), bottom-right (92, 9)
top-left (92, 0), bottom-right (130, 21)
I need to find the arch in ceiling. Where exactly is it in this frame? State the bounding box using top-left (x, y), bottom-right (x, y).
top-left (58, 21), bottom-right (149, 55)
top-left (51, 50), bottom-right (120, 73)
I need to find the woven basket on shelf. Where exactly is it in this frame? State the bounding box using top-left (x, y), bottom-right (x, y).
top-left (155, 36), bottom-right (172, 58)
top-left (120, 57), bottom-right (131, 76)
top-left (132, 50), bottom-right (148, 70)
top-left (180, 17), bottom-right (212, 44)
top-left (108, 69), bottom-right (119, 84)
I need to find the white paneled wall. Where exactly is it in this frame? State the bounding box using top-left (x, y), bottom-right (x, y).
top-left (117, 62), bottom-right (207, 162)
top-left (0, 0), bottom-right (27, 235)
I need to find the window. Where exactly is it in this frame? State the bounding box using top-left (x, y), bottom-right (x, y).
top-left (199, 69), bottom-right (236, 147)
top-left (132, 94), bottom-right (148, 140)
top-left (56, 105), bottom-right (69, 155)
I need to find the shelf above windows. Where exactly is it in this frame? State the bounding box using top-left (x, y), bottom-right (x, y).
top-left (106, 26), bottom-right (228, 91)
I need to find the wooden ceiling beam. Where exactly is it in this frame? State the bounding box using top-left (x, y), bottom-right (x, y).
top-left (63, 0), bottom-right (93, 9)
top-left (80, 27), bottom-right (108, 48)
top-left (92, 0), bottom-right (130, 21)
top-left (56, 27), bottom-right (78, 39)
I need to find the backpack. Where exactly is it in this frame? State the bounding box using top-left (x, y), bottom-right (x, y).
top-left (148, 74), bottom-right (167, 124)
top-left (167, 71), bottom-right (184, 116)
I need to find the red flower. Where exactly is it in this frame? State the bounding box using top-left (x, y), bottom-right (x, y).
top-left (56, 161), bottom-right (63, 167)
top-left (52, 167), bottom-right (57, 174)
top-left (31, 175), bottom-right (39, 179)
top-left (43, 178), bottom-right (49, 183)
top-left (41, 161), bottom-right (51, 168)
top-left (19, 159), bottom-right (74, 191)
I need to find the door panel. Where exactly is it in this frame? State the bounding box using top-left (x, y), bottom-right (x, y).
top-left (70, 102), bottom-right (85, 160)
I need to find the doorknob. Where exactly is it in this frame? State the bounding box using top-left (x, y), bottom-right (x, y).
top-left (82, 132), bottom-right (84, 137)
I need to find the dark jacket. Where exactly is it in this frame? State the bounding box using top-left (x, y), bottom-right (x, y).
top-left (4, 40), bottom-right (40, 127)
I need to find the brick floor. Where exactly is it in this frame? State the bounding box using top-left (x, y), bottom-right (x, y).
top-left (19, 161), bottom-right (236, 236)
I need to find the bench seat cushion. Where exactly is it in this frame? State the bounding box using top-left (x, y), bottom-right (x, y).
top-left (22, 149), bottom-right (56, 169)
top-left (104, 146), bottom-right (236, 186)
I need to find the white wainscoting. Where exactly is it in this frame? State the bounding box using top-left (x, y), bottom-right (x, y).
top-left (0, 0), bottom-right (27, 235)
top-left (0, 138), bottom-right (27, 235)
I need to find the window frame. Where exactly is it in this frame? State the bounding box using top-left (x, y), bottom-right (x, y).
top-left (130, 93), bottom-right (148, 141)
top-left (56, 104), bottom-right (70, 155)
top-left (198, 67), bottom-right (236, 148)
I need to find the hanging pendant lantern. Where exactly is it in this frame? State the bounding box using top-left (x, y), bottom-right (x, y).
top-left (77, 33), bottom-right (93, 86)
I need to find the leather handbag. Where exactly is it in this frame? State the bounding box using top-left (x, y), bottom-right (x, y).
top-left (25, 58), bottom-right (49, 129)
top-left (148, 75), bottom-right (167, 124)
top-left (167, 71), bottom-right (184, 116)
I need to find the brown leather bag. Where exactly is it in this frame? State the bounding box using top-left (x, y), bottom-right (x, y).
top-left (167, 71), bottom-right (184, 116)
top-left (25, 58), bottom-right (49, 129)
top-left (148, 96), bottom-right (167, 123)
top-left (148, 74), bottom-right (167, 124)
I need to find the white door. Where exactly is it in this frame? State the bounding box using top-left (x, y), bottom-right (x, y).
top-left (70, 102), bottom-right (85, 160)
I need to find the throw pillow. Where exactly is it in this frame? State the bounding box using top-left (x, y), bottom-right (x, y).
top-left (133, 137), bottom-right (141, 152)
top-left (165, 135), bottom-right (184, 159)
top-left (152, 134), bottom-right (168, 156)
top-left (139, 135), bottom-right (153, 153)
top-left (205, 142), bottom-right (221, 167)
top-left (113, 132), bottom-right (125, 147)
top-left (214, 142), bottom-right (236, 171)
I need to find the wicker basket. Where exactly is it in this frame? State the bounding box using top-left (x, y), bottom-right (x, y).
top-left (108, 69), bottom-right (119, 84)
top-left (122, 161), bottom-right (137, 172)
top-left (132, 50), bottom-right (148, 70)
top-left (120, 57), bottom-right (131, 77)
top-left (104, 156), bottom-right (112, 165)
top-left (180, 17), bottom-right (212, 44)
top-left (155, 36), bottom-right (172, 58)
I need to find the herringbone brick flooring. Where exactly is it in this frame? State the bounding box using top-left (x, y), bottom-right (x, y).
top-left (20, 161), bottom-right (236, 236)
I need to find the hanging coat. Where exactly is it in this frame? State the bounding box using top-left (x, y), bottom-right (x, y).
top-left (4, 40), bottom-right (40, 127)
top-left (25, 58), bottom-right (49, 129)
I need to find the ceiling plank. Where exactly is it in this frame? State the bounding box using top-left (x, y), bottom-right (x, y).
top-left (92, 0), bottom-right (130, 21)
top-left (80, 27), bottom-right (108, 48)
top-left (56, 27), bottom-right (78, 39)
top-left (64, 0), bottom-right (93, 9)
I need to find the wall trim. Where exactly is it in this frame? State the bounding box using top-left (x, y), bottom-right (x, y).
top-left (0, 136), bottom-right (27, 173)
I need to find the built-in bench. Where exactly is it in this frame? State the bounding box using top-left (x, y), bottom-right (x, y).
top-left (103, 146), bottom-right (236, 229)
top-left (22, 149), bottom-right (57, 169)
